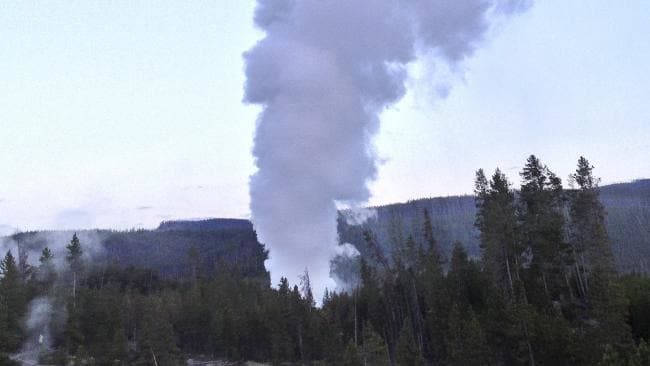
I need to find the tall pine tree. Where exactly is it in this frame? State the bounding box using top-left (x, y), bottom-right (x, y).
top-left (568, 157), bottom-right (632, 362)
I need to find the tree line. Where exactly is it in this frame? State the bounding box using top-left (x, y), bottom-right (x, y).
top-left (0, 155), bottom-right (649, 365)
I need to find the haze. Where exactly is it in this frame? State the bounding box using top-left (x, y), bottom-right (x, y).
top-left (1, 0), bottom-right (648, 232)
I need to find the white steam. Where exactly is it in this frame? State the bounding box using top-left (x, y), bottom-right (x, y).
top-left (331, 243), bottom-right (362, 292)
top-left (15, 297), bottom-right (53, 365)
top-left (2, 231), bottom-right (105, 362)
top-left (244, 0), bottom-right (531, 302)
top-left (342, 207), bottom-right (378, 226)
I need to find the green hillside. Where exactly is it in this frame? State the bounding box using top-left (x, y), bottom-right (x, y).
top-left (338, 179), bottom-right (650, 274)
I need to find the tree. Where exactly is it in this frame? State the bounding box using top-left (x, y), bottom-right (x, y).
top-left (66, 233), bottom-right (84, 309)
top-left (630, 339), bottom-right (650, 366)
top-left (37, 247), bottom-right (56, 286)
top-left (419, 209), bottom-right (448, 362)
top-left (361, 323), bottom-right (390, 366)
top-left (446, 305), bottom-right (490, 366)
top-left (597, 344), bottom-right (626, 366)
top-left (133, 297), bottom-right (180, 365)
top-left (0, 251), bottom-right (26, 351)
top-left (568, 157), bottom-right (633, 362)
top-left (17, 246), bottom-right (32, 282)
top-left (342, 339), bottom-right (363, 366)
top-left (299, 268), bottom-right (315, 309)
top-left (0, 299), bottom-right (9, 352)
top-left (622, 274), bottom-right (650, 343)
top-left (185, 244), bottom-right (202, 285)
top-left (518, 155), bottom-right (570, 309)
top-left (475, 168), bottom-right (524, 300)
top-left (396, 318), bottom-right (424, 366)
top-left (568, 156), bottom-right (612, 299)
top-left (39, 247), bottom-right (53, 263)
top-left (422, 208), bottom-right (443, 268)
top-left (475, 168), bottom-right (536, 365)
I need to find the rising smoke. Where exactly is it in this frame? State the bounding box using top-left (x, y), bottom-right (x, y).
top-left (244, 0), bottom-right (531, 302)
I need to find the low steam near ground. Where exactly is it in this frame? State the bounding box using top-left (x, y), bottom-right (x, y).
top-left (1, 232), bottom-right (104, 364)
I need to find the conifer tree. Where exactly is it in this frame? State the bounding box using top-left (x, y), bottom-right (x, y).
top-left (419, 209), bottom-right (448, 362)
top-left (0, 251), bottom-right (26, 351)
top-left (342, 339), bottom-right (363, 366)
top-left (37, 247), bottom-right (56, 287)
top-left (64, 301), bottom-right (84, 356)
top-left (396, 318), bottom-right (424, 366)
top-left (518, 155), bottom-right (570, 308)
top-left (569, 157), bottom-right (632, 362)
top-left (134, 297), bottom-right (180, 365)
top-left (630, 339), bottom-right (650, 366)
top-left (476, 168), bottom-right (535, 365)
top-left (361, 322), bottom-right (390, 366)
top-left (17, 246), bottom-right (32, 282)
top-left (186, 244), bottom-right (201, 285)
top-left (66, 233), bottom-right (83, 309)
top-left (475, 168), bottom-right (523, 300)
top-left (39, 247), bottom-right (53, 263)
top-left (446, 305), bottom-right (490, 366)
top-left (597, 344), bottom-right (626, 366)
top-left (0, 299), bottom-right (8, 352)
top-left (422, 208), bottom-right (443, 268)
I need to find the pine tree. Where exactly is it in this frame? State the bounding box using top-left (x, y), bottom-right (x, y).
top-left (446, 305), bottom-right (490, 366)
top-left (422, 208), bottom-right (443, 268)
top-left (342, 339), bottom-right (363, 366)
top-left (476, 167), bottom-right (535, 365)
top-left (568, 156), bottom-right (612, 299)
top-left (361, 323), bottom-right (390, 366)
top-left (17, 246), bottom-right (32, 282)
top-left (66, 233), bottom-right (83, 310)
top-left (630, 339), bottom-right (650, 366)
top-left (299, 268), bottom-right (315, 309)
top-left (186, 244), bottom-right (201, 285)
top-left (597, 344), bottom-right (626, 366)
top-left (0, 251), bottom-right (26, 351)
top-left (0, 299), bottom-right (9, 352)
top-left (569, 157), bottom-right (633, 362)
top-left (39, 247), bottom-right (53, 263)
top-left (420, 209), bottom-right (448, 363)
top-left (396, 318), bottom-right (424, 366)
top-left (134, 297), bottom-right (180, 365)
top-left (475, 168), bottom-right (524, 300)
top-left (37, 247), bottom-right (56, 287)
top-left (519, 155), bottom-right (570, 309)
top-left (64, 300), bottom-right (84, 355)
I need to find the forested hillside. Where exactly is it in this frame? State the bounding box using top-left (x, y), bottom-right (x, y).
top-left (2, 219), bottom-right (268, 280)
top-left (338, 179), bottom-right (650, 274)
top-left (2, 178), bottom-right (647, 284)
top-left (1, 156), bottom-right (649, 365)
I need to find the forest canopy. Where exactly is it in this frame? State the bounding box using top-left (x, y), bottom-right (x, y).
top-left (0, 156), bottom-right (649, 365)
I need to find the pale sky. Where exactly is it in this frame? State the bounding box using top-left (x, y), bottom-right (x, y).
top-left (1, 1), bottom-right (648, 231)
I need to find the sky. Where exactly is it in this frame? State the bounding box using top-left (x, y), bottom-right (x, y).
top-left (0, 0), bottom-right (648, 232)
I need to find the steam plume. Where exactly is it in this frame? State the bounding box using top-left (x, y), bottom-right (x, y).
top-left (15, 297), bottom-right (53, 365)
top-left (244, 0), bottom-right (531, 302)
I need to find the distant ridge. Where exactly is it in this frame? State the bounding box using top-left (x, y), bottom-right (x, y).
top-left (4, 219), bottom-right (266, 280)
top-left (157, 218), bottom-right (253, 232)
top-left (337, 179), bottom-right (650, 274)
top-left (3, 180), bottom-right (648, 278)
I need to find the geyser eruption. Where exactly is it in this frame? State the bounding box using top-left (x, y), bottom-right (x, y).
top-left (244, 0), bottom-right (531, 301)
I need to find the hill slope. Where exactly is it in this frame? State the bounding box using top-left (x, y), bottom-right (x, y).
top-left (1, 219), bottom-right (268, 280)
top-left (2, 181), bottom-right (648, 278)
top-left (338, 179), bottom-right (650, 273)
